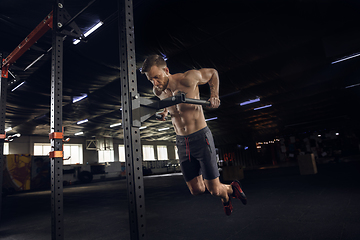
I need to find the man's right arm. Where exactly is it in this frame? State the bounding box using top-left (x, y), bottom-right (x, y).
top-left (156, 108), bottom-right (168, 121)
top-left (153, 87), bottom-right (168, 121)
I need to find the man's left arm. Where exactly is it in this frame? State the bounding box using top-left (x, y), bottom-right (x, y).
top-left (198, 68), bottom-right (220, 108)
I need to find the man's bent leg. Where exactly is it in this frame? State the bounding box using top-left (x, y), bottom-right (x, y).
top-left (204, 177), bottom-right (233, 202)
top-left (205, 177), bottom-right (235, 216)
top-left (186, 175), bottom-right (206, 195)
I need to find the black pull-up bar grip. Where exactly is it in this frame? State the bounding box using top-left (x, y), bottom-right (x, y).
top-left (157, 93), bottom-right (210, 109)
top-left (155, 94), bottom-right (210, 120)
top-left (182, 97), bottom-right (211, 106)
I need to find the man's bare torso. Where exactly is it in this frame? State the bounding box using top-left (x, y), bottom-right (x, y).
top-left (155, 71), bottom-right (207, 136)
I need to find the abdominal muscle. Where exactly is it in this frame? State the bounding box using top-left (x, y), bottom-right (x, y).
top-left (169, 103), bottom-right (207, 136)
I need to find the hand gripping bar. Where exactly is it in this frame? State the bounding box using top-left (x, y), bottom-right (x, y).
top-left (157, 92), bottom-right (211, 109)
top-left (155, 93), bottom-right (210, 120)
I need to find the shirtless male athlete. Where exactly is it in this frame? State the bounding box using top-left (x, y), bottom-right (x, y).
top-left (141, 55), bottom-right (247, 216)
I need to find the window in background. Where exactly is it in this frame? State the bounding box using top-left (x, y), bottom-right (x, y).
top-left (34, 143), bottom-right (83, 165)
top-left (98, 149), bottom-right (114, 163)
top-left (157, 145), bottom-right (168, 160)
top-left (97, 137), bottom-right (114, 163)
top-left (142, 145), bottom-right (155, 161)
top-left (34, 143), bottom-right (51, 156)
top-left (63, 144), bottom-right (83, 165)
top-left (174, 145), bottom-right (179, 159)
top-left (119, 145), bottom-right (126, 162)
top-left (3, 142), bottom-right (9, 155)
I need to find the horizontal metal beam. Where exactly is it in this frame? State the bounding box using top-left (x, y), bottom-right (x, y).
top-left (1, 11), bottom-right (53, 78)
top-left (58, 0), bottom-right (97, 32)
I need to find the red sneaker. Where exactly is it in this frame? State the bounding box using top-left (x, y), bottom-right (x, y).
top-left (231, 180), bottom-right (247, 205)
top-left (222, 199), bottom-right (233, 216)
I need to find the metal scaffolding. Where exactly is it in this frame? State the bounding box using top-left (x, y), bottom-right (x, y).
top-left (50, 1), bottom-right (65, 239)
top-left (1, 0), bottom-right (148, 239)
top-left (0, 52), bottom-right (7, 227)
top-left (118, 0), bottom-right (147, 239)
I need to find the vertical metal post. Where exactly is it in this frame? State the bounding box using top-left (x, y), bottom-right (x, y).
top-left (0, 53), bottom-right (7, 227)
top-left (50, 1), bottom-right (64, 239)
top-left (118, 0), bottom-right (147, 239)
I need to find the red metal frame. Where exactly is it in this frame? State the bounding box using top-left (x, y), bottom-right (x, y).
top-left (1, 11), bottom-right (53, 78)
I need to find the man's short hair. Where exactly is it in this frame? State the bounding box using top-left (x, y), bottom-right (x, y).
top-left (141, 55), bottom-right (167, 74)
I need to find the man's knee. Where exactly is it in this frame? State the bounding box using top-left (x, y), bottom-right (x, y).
top-left (208, 187), bottom-right (222, 197)
top-left (189, 186), bottom-right (205, 195)
top-left (187, 175), bottom-right (205, 195)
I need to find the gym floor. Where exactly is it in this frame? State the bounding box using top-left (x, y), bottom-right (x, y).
top-left (1, 157), bottom-right (360, 240)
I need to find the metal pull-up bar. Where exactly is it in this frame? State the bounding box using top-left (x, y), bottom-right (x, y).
top-left (137, 93), bottom-right (211, 124)
top-left (157, 93), bottom-right (211, 109)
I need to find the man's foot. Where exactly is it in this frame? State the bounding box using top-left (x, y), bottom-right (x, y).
top-left (231, 180), bottom-right (247, 205)
top-left (222, 199), bottom-right (233, 216)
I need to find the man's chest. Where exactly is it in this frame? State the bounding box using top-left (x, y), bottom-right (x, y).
top-left (159, 83), bottom-right (199, 100)
top-left (159, 85), bottom-right (201, 114)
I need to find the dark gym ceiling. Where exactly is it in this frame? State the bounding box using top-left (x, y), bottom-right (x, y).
top-left (1, 0), bottom-right (360, 145)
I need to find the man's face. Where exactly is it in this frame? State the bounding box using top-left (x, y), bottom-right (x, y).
top-left (145, 65), bottom-right (169, 92)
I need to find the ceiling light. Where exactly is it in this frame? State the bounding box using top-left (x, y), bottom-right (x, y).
top-left (75, 132), bottom-right (84, 136)
top-left (139, 126), bottom-right (147, 130)
top-left (4, 133), bottom-right (21, 141)
top-left (77, 119), bottom-right (88, 125)
top-left (336, 132), bottom-right (339, 136)
top-left (254, 104), bottom-right (272, 110)
top-left (161, 52), bottom-right (168, 61)
top-left (158, 127), bottom-right (170, 131)
top-left (205, 117), bottom-right (217, 121)
top-left (8, 70), bottom-right (16, 78)
top-left (11, 81), bottom-right (25, 92)
top-left (240, 97), bottom-right (260, 106)
top-left (331, 52), bottom-right (360, 64)
top-left (7, 133), bottom-right (20, 138)
top-left (110, 123), bottom-right (122, 128)
top-left (345, 83), bottom-right (360, 89)
top-left (73, 93), bottom-right (88, 103)
top-left (73, 21), bottom-right (104, 45)
top-left (24, 53), bottom-right (45, 71)
top-left (24, 47), bottom-right (52, 71)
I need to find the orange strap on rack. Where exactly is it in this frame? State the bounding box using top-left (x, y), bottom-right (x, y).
top-left (1, 62), bottom-right (9, 79)
top-left (1, 11), bottom-right (53, 78)
top-left (49, 151), bottom-right (63, 158)
top-left (49, 132), bottom-right (64, 140)
top-left (0, 133), bottom-right (6, 139)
